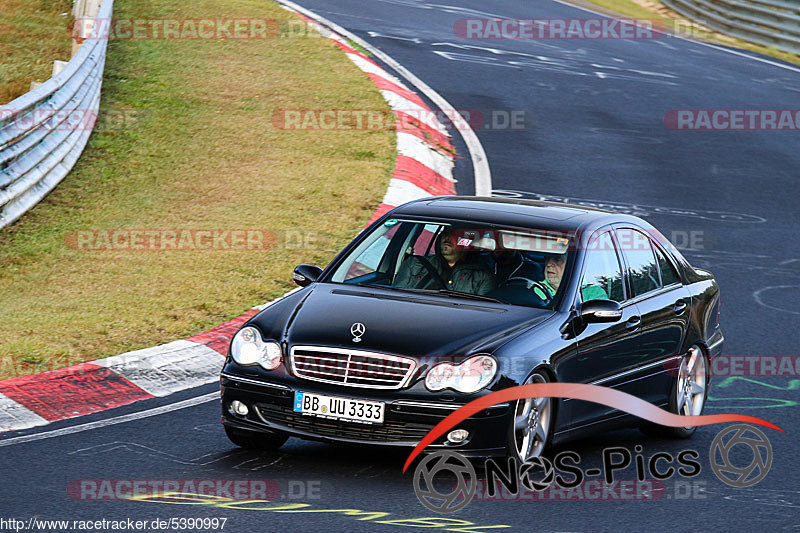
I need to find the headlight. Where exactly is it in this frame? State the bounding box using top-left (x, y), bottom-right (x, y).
top-left (425, 355), bottom-right (497, 394)
top-left (230, 326), bottom-right (282, 370)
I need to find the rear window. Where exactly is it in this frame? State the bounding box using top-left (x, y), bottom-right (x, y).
top-left (654, 244), bottom-right (680, 286)
top-left (617, 229), bottom-right (660, 297)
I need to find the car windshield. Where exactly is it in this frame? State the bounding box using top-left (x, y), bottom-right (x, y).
top-left (327, 219), bottom-right (575, 309)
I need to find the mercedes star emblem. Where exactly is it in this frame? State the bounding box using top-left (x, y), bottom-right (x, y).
top-left (350, 322), bottom-right (366, 343)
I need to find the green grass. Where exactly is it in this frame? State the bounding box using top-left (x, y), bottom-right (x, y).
top-left (0, 0), bottom-right (396, 378)
top-left (0, 0), bottom-right (74, 105)
top-left (344, 38), bottom-right (371, 57)
top-left (572, 0), bottom-right (800, 66)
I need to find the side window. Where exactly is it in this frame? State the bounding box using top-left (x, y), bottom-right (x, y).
top-left (617, 229), bottom-right (660, 297)
top-left (580, 232), bottom-right (624, 303)
top-left (653, 244), bottom-right (680, 286)
top-left (343, 233), bottom-right (393, 280)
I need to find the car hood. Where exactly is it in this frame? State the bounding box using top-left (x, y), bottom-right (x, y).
top-left (249, 283), bottom-right (554, 358)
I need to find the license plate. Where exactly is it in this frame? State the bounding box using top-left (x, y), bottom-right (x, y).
top-left (293, 392), bottom-right (384, 424)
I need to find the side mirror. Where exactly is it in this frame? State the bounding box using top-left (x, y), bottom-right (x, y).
top-left (292, 264), bottom-right (322, 287)
top-left (579, 299), bottom-right (622, 323)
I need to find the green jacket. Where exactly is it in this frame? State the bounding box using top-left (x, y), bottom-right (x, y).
top-left (534, 279), bottom-right (609, 302)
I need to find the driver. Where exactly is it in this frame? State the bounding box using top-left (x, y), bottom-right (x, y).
top-left (394, 227), bottom-right (495, 295)
top-left (532, 252), bottom-right (608, 302)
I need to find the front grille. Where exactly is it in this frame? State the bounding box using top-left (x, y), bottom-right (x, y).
top-left (290, 346), bottom-right (416, 389)
top-left (255, 402), bottom-right (435, 443)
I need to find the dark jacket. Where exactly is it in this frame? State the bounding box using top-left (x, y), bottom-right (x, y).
top-left (394, 255), bottom-right (496, 295)
top-left (493, 252), bottom-right (544, 285)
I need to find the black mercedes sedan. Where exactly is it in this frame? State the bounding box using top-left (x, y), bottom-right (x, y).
top-left (220, 197), bottom-right (723, 461)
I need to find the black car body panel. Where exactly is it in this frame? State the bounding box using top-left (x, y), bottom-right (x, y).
top-left (220, 197), bottom-right (723, 456)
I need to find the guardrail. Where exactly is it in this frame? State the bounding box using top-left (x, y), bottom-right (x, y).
top-left (0, 0), bottom-right (113, 229)
top-left (662, 0), bottom-right (800, 56)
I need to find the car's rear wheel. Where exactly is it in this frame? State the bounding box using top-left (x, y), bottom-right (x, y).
top-left (508, 371), bottom-right (553, 461)
top-left (642, 345), bottom-right (708, 438)
top-left (224, 426), bottom-right (289, 450)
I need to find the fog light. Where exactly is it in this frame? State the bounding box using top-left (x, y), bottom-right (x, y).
top-left (230, 400), bottom-right (249, 416)
top-left (447, 429), bottom-right (469, 443)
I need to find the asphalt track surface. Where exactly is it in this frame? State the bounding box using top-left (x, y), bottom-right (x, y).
top-left (3, 1), bottom-right (799, 532)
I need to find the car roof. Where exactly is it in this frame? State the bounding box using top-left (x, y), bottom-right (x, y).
top-left (390, 196), bottom-right (644, 232)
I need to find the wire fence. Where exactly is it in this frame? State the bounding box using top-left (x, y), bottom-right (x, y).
top-left (662, 0), bottom-right (800, 55)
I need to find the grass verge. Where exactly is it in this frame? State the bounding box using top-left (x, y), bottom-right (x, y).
top-left (569, 0), bottom-right (800, 66)
top-left (0, 0), bottom-right (74, 105)
top-left (0, 0), bottom-right (396, 378)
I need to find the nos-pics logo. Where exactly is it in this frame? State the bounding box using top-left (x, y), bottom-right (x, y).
top-left (413, 451), bottom-right (477, 513)
top-left (710, 424), bottom-right (772, 487)
top-left (413, 424), bottom-right (774, 512)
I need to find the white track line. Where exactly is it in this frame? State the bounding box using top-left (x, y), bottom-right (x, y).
top-left (0, 392), bottom-right (218, 448)
top-left (274, 0), bottom-right (493, 196)
top-left (346, 54), bottom-right (409, 89)
top-left (379, 91), bottom-right (449, 134)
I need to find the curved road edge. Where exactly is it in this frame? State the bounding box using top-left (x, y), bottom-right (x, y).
top-left (0, 3), bottom-right (494, 435)
top-left (275, 0), bottom-right (493, 196)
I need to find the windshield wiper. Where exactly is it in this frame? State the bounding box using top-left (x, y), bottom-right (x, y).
top-left (389, 286), bottom-right (504, 304)
top-left (435, 289), bottom-right (504, 303)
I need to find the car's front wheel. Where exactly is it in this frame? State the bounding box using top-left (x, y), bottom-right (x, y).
top-left (508, 371), bottom-right (553, 461)
top-left (224, 426), bottom-right (289, 450)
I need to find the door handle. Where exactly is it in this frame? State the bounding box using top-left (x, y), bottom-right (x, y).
top-left (673, 300), bottom-right (688, 315)
top-left (626, 316), bottom-right (641, 331)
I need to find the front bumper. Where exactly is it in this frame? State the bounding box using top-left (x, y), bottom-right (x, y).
top-left (220, 372), bottom-right (510, 457)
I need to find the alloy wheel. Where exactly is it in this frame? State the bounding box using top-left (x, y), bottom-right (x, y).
top-left (513, 373), bottom-right (551, 461)
top-left (677, 346), bottom-right (707, 428)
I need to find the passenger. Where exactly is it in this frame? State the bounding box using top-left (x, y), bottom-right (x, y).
top-left (533, 252), bottom-right (608, 302)
top-left (493, 249), bottom-right (544, 286)
top-left (394, 227), bottom-right (496, 295)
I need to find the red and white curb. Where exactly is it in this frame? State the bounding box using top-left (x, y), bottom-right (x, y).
top-left (281, 8), bottom-right (458, 224)
top-left (0, 6), bottom-right (460, 434)
top-left (0, 309), bottom-right (257, 432)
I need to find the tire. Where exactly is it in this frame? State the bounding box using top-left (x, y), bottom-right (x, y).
top-left (224, 426), bottom-right (289, 450)
top-left (507, 371), bottom-right (554, 461)
top-left (641, 345), bottom-right (709, 439)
